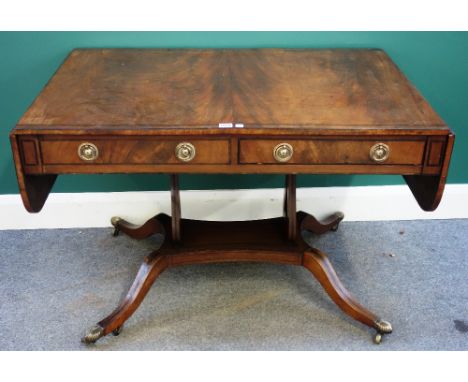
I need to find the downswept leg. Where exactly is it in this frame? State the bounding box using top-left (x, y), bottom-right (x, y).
top-left (299, 211), bottom-right (344, 234)
top-left (302, 248), bottom-right (392, 344)
top-left (82, 252), bottom-right (169, 343)
top-left (111, 215), bottom-right (166, 240)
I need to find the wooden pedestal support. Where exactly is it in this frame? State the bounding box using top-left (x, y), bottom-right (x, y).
top-left (82, 175), bottom-right (392, 345)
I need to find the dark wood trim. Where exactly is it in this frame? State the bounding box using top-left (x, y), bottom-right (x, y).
top-left (284, 175), bottom-right (297, 240)
top-left (302, 248), bottom-right (379, 328)
top-left (83, 211), bottom-right (390, 344)
top-left (169, 249), bottom-right (302, 267)
top-left (404, 133), bottom-right (455, 211)
top-left (299, 211), bottom-right (345, 235)
top-left (14, 125), bottom-right (451, 137)
top-left (19, 139), bottom-right (38, 165)
top-left (112, 216), bottom-right (165, 240)
top-left (10, 133), bottom-right (56, 213)
top-left (13, 49), bottom-right (454, 345)
top-left (170, 174), bottom-right (181, 242)
top-left (38, 163), bottom-right (425, 175)
top-left (96, 251), bottom-right (170, 337)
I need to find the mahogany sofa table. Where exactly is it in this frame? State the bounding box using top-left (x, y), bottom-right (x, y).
top-left (10, 49), bottom-right (454, 345)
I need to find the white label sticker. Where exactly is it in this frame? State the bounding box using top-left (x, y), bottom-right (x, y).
top-left (235, 123), bottom-right (244, 128)
top-left (218, 123), bottom-right (233, 128)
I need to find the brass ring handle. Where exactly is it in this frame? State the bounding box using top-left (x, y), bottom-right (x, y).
top-left (369, 143), bottom-right (390, 163)
top-left (175, 142), bottom-right (196, 162)
top-left (273, 143), bottom-right (293, 163)
top-left (78, 142), bottom-right (99, 161)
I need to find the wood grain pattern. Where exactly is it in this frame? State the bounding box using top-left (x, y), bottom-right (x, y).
top-left (40, 137), bottom-right (230, 165)
top-left (97, 251), bottom-right (169, 337)
top-left (170, 174), bottom-right (181, 242)
top-left (299, 211), bottom-right (344, 234)
top-left (302, 249), bottom-right (379, 328)
top-left (112, 216), bottom-right (165, 240)
top-left (230, 49), bottom-right (446, 128)
top-left (10, 48), bottom-right (454, 215)
top-left (284, 174), bottom-right (297, 240)
top-left (239, 138), bottom-right (425, 165)
top-left (404, 133), bottom-right (455, 211)
top-left (20, 140), bottom-right (38, 165)
top-left (20, 49), bottom-right (233, 127)
top-left (427, 138), bottom-right (445, 167)
top-left (37, 163), bottom-right (426, 175)
top-left (86, 209), bottom-right (387, 343)
top-left (13, 125), bottom-right (451, 136)
top-left (12, 49), bottom-right (453, 344)
top-left (10, 134), bottom-right (56, 212)
top-left (17, 49), bottom-right (446, 130)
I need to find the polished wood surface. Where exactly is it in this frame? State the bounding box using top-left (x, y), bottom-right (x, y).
top-left (302, 248), bottom-right (380, 329)
top-left (404, 133), bottom-right (455, 210)
top-left (88, 205), bottom-right (390, 345)
top-left (16, 49), bottom-right (446, 129)
top-left (40, 138), bottom-right (231, 165)
top-left (112, 216), bottom-right (165, 240)
top-left (239, 138), bottom-right (426, 165)
top-left (10, 49), bottom-right (454, 213)
top-left (170, 174), bottom-right (181, 242)
top-left (97, 251), bottom-right (169, 337)
top-left (10, 49), bottom-right (454, 344)
top-left (284, 174), bottom-right (297, 240)
top-left (300, 211), bottom-right (344, 235)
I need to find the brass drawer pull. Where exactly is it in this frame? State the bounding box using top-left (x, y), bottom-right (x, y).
top-left (175, 142), bottom-right (196, 162)
top-left (273, 143), bottom-right (293, 162)
top-left (78, 142), bottom-right (99, 161)
top-left (370, 143), bottom-right (390, 163)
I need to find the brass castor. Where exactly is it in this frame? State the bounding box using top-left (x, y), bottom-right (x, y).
top-left (112, 326), bottom-right (123, 336)
top-left (373, 319), bottom-right (392, 345)
top-left (374, 333), bottom-right (383, 344)
top-left (111, 216), bottom-right (121, 237)
top-left (81, 325), bottom-right (104, 344)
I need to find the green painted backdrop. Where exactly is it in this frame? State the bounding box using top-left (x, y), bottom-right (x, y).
top-left (1, 32), bottom-right (467, 193)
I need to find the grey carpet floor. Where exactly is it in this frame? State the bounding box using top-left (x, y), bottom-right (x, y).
top-left (0, 219), bottom-right (467, 350)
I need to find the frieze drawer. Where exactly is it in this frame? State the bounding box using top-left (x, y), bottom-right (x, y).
top-left (238, 138), bottom-right (425, 165)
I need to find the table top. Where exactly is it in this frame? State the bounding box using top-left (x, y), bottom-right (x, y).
top-left (10, 48), bottom-right (454, 215)
top-left (17, 48), bottom-right (447, 133)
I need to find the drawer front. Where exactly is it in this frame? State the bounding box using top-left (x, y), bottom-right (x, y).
top-left (239, 139), bottom-right (425, 165)
top-left (40, 138), bottom-right (230, 165)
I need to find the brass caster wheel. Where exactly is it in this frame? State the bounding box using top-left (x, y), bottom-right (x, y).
top-left (331, 224), bottom-right (339, 232)
top-left (374, 319), bottom-right (393, 334)
top-left (374, 333), bottom-right (382, 344)
top-left (111, 216), bottom-right (121, 237)
top-left (373, 319), bottom-right (392, 345)
top-left (81, 325), bottom-right (104, 344)
top-left (112, 326), bottom-right (123, 336)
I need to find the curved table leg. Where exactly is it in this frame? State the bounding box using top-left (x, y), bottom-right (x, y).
top-left (302, 248), bottom-right (392, 343)
top-left (82, 252), bottom-right (169, 344)
top-left (111, 215), bottom-right (166, 240)
top-left (84, 211), bottom-right (392, 344)
top-left (300, 211), bottom-right (344, 234)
